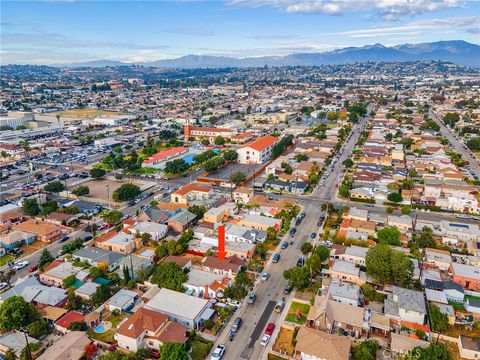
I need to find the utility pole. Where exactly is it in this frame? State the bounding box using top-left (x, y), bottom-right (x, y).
top-left (21, 330), bottom-right (33, 360)
top-left (106, 185), bottom-right (111, 209)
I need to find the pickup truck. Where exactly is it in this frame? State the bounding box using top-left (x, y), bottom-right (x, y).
top-left (274, 297), bottom-right (286, 313)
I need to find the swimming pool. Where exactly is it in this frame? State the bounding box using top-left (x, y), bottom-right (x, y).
top-left (94, 324), bottom-right (105, 333)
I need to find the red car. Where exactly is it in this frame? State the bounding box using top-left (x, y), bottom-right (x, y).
top-left (265, 322), bottom-right (275, 336)
top-left (28, 265), bottom-right (38, 272)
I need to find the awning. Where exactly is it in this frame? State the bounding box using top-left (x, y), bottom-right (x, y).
top-left (200, 308), bottom-right (215, 321)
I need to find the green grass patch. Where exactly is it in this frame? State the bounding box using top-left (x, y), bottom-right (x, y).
top-left (449, 301), bottom-right (466, 311)
top-left (465, 295), bottom-right (480, 302)
top-left (135, 167), bottom-right (156, 175)
top-left (285, 302), bottom-right (310, 325)
top-left (86, 328), bottom-right (115, 344)
top-left (92, 162), bottom-right (112, 171)
top-left (0, 255), bottom-right (13, 266)
top-left (189, 337), bottom-right (213, 360)
top-left (268, 354), bottom-right (288, 360)
top-left (108, 313), bottom-right (128, 328)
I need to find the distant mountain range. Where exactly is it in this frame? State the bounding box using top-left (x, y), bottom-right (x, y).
top-left (64, 40), bottom-right (480, 68)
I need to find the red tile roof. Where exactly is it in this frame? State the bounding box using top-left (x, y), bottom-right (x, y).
top-left (143, 146), bottom-right (187, 165)
top-left (241, 135), bottom-right (278, 151)
top-left (55, 311), bottom-right (85, 329)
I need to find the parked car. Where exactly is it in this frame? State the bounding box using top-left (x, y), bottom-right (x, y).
top-left (28, 265), bottom-right (38, 272)
top-left (281, 242), bottom-right (288, 249)
top-left (265, 322), bottom-right (275, 336)
top-left (0, 283), bottom-right (8, 291)
top-left (297, 257), bottom-right (304, 267)
top-left (260, 334), bottom-right (271, 346)
top-left (210, 345), bottom-right (226, 360)
top-left (261, 272), bottom-right (270, 281)
top-left (59, 236), bottom-right (69, 243)
top-left (247, 293), bottom-right (256, 304)
top-left (272, 253), bottom-right (280, 263)
top-left (13, 261), bottom-right (29, 270)
top-left (284, 284), bottom-right (293, 294)
top-left (310, 232), bottom-right (317, 239)
top-left (231, 317), bottom-right (242, 332)
top-left (83, 235), bottom-right (93, 242)
top-left (227, 298), bottom-right (242, 308)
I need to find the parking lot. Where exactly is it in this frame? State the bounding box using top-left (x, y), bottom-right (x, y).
top-left (203, 163), bottom-right (258, 181)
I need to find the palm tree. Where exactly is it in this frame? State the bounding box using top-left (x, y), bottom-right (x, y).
top-left (0, 151), bottom-right (9, 166)
top-left (20, 139), bottom-right (30, 153)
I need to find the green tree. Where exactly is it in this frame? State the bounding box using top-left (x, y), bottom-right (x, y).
top-left (164, 159), bottom-right (189, 174)
top-left (401, 206), bottom-right (412, 215)
top-left (122, 265), bottom-right (131, 283)
top-left (102, 209), bottom-right (123, 224)
top-left (41, 200), bottom-right (58, 215)
top-left (365, 244), bottom-right (413, 286)
top-left (44, 181), bottom-right (65, 194)
top-left (27, 319), bottom-right (49, 338)
top-left (160, 342), bottom-right (188, 360)
top-left (72, 185), bottom-right (90, 196)
top-left (353, 339), bottom-right (379, 360)
top-left (223, 149), bottom-right (238, 161)
top-left (90, 168), bottom-right (106, 179)
top-left (231, 171), bottom-right (246, 185)
top-left (0, 296), bottom-right (40, 330)
top-left (62, 274), bottom-right (76, 288)
top-left (92, 284), bottom-right (113, 305)
top-left (338, 184), bottom-right (350, 198)
top-left (112, 183), bottom-right (141, 202)
top-left (214, 136), bottom-right (225, 146)
top-left (68, 321), bottom-right (87, 331)
top-left (429, 304), bottom-right (449, 332)
top-left (404, 342), bottom-right (451, 360)
top-left (300, 242), bottom-right (313, 255)
top-left (417, 226), bottom-right (436, 248)
top-left (283, 267), bottom-right (310, 290)
top-left (342, 158), bottom-right (354, 168)
top-left (377, 226), bottom-right (401, 246)
top-left (188, 205), bottom-right (207, 219)
top-left (21, 198), bottom-right (40, 216)
top-left (4, 350), bottom-right (16, 360)
top-left (150, 262), bottom-right (187, 292)
top-left (314, 246), bottom-right (330, 262)
top-left (295, 153), bottom-right (309, 162)
top-left (387, 192), bottom-right (403, 203)
top-left (39, 248), bottom-right (54, 268)
top-left (224, 270), bottom-right (253, 300)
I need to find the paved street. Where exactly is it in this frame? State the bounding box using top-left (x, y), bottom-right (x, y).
top-left (430, 109), bottom-right (480, 175)
top-left (212, 111), bottom-right (372, 360)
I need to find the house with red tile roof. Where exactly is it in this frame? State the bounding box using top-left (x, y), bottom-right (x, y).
top-left (142, 146), bottom-right (188, 168)
top-left (54, 311), bottom-right (85, 334)
top-left (115, 307), bottom-right (188, 352)
top-left (237, 135), bottom-right (279, 164)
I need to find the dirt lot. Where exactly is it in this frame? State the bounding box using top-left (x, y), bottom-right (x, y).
top-left (272, 327), bottom-right (296, 356)
top-left (70, 178), bottom-right (153, 205)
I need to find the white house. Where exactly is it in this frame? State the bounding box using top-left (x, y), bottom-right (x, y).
top-left (237, 135), bottom-right (279, 164)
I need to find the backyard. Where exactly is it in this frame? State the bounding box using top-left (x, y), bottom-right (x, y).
top-left (0, 254), bottom-right (13, 266)
top-left (285, 302), bottom-right (310, 325)
top-left (86, 327), bottom-right (115, 344)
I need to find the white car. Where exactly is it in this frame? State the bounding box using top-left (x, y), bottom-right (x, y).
top-left (0, 283), bottom-right (8, 291)
top-left (210, 345), bottom-right (225, 360)
top-left (260, 334), bottom-right (271, 346)
top-left (13, 261), bottom-right (29, 270)
top-left (226, 298), bottom-right (242, 308)
top-left (261, 272), bottom-right (270, 281)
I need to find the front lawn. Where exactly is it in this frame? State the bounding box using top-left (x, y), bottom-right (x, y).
top-left (189, 336), bottom-right (212, 360)
top-left (284, 302), bottom-right (310, 325)
top-left (0, 255), bottom-right (13, 266)
top-left (272, 327), bottom-right (296, 356)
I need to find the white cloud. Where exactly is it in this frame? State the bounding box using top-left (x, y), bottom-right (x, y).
top-left (330, 15), bottom-right (479, 38)
top-left (230, 0), bottom-right (464, 20)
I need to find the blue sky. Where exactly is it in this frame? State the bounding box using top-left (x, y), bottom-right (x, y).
top-left (1, 0), bottom-right (479, 64)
